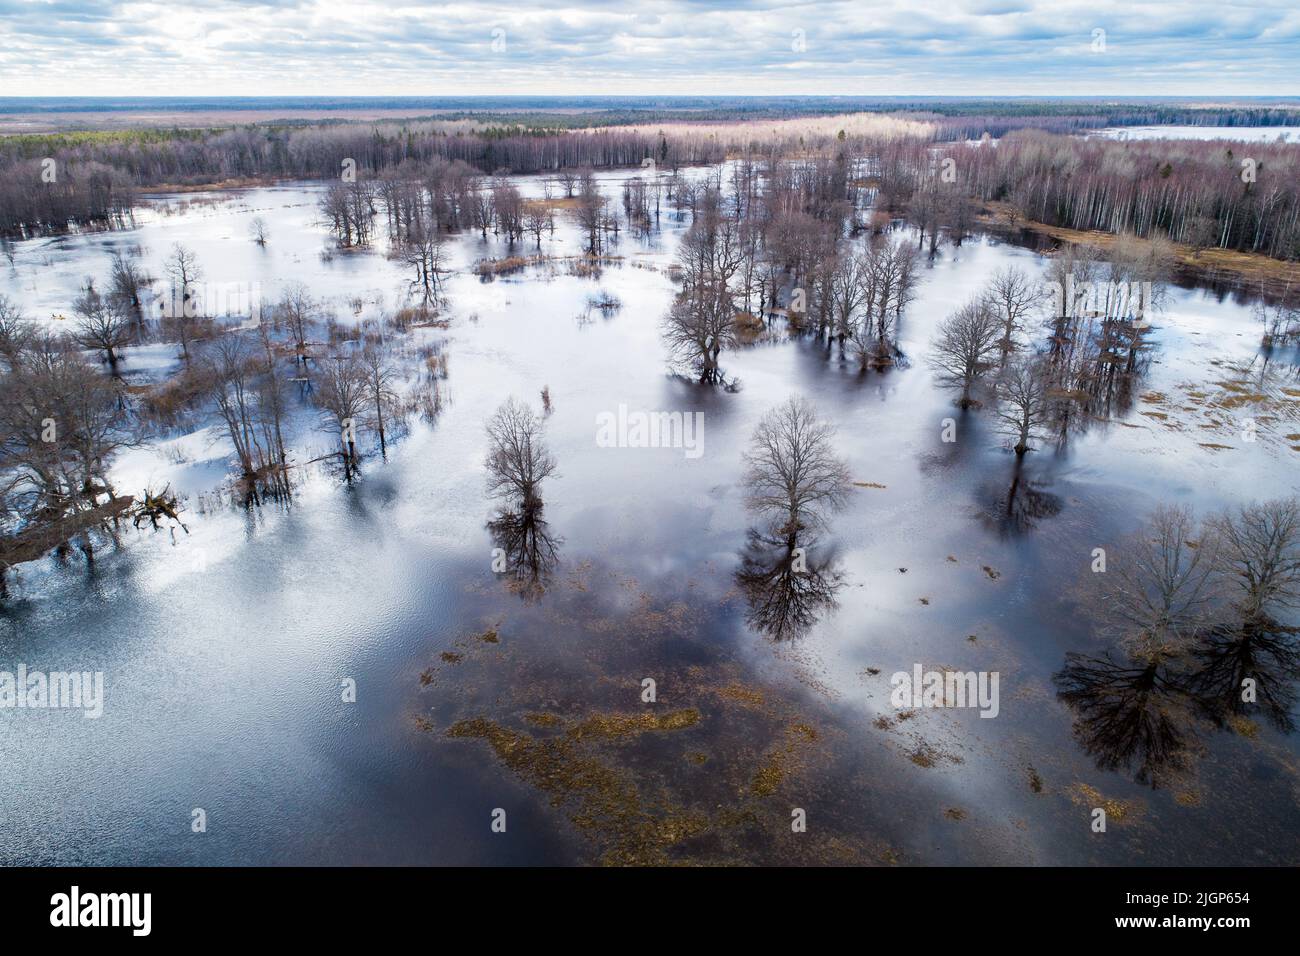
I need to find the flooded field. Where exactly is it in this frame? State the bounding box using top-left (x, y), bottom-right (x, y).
top-left (1, 166), bottom-right (1298, 866)
top-left (1092, 125), bottom-right (1300, 143)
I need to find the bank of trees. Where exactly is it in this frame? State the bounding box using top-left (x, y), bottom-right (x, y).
top-left (0, 123), bottom-right (691, 237)
top-left (0, 305), bottom-right (134, 582)
top-left (663, 205), bottom-right (743, 383)
top-left (661, 149), bottom-right (925, 382)
top-left (6, 108), bottom-right (1300, 267)
top-left (865, 127), bottom-right (1300, 260)
top-left (959, 131), bottom-right (1300, 259)
top-left (927, 236), bottom-right (1171, 455)
top-left (0, 159), bottom-right (133, 237)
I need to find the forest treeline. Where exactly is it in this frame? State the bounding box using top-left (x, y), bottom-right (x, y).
top-left (960, 131), bottom-right (1300, 258)
top-left (2, 111), bottom-right (1299, 261)
top-left (870, 131), bottom-right (1300, 260)
top-left (918, 104), bottom-right (1300, 140)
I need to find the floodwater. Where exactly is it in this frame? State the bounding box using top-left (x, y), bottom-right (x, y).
top-left (1, 165), bottom-right (1298, 865)
top-left (1092, 125), bottom-right (1300, 143)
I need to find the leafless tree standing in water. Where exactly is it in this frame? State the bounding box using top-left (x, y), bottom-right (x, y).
top-left (929, 297), bottom-right (1002, 409)
top-left (854, 235), bottom-right (920, 369)
top-left (276, 282), bottom-right (316, 371)
top-left (360, 335), bottom-right (399, 458)
top-left (662, 212), bottom-right (742, 384)
top-left (1095, 504), bottom-right (1221, 662)
top-left (743, 395), bottom-right (851, 537)
top-left (71, 281), bottom-right (131, 371)
top-left (107, 250), bottom-right (149, 318)
top-left (1210, 497), bottom-right (1300, 630)
top-left (983, 265), bottom-right (1042, 367)
top-left (163, 243), bottom-right (203, 364)
top-left (399, 223), bottom-right (448, 311)
top-left (484, 397), bottom-right (557, 515)
top-left (484, 397), bottom-right (560, 598)
top-left (993, 355), bottom-right (1051, 457)
top-left (316, 353), bottom-right (367, 482)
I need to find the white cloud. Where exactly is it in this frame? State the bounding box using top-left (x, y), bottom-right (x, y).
top-left (0, 0), bottom-right (1296, 95)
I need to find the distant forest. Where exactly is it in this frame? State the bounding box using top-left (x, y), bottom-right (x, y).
top-left (1, 99), bottom-right (1298, 260)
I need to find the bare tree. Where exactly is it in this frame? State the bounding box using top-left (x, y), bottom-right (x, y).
top-left (662, 216), bottom-right (742, 383)
top-left (861, 235), bottom-right (920, 367)
top-left (71, 282), bottom-right (131, 370)
top-left (574, 170), bottom-right (607, 255)
top-left (399, 223), bottom-right (448, 309)
top-left (908, 179), bottom-right (944, 256)
top-left (204, 331), bottom-right (268, 490)
top-left (0, 332), bottom-right (130, 534)
top-left (359, 336), bottom-right (399, 457)
top-left (0, 294), bottom-right (31, 362)
top-left (320, 181), bottom-right (376, 247)
top-left (1044, 243), bottom-right (1101, 322)
top-left (1090, 504), bottom-right (1221, 661)
top-left (984, 265), bottom-right (1042, 366)
top-left (107, 250), bottom-right (148, 316)
top-left (929, 297), bottom-right (1002, 408)
top-left (250, 216), bottom-right (269, 246)
top-left (828, 247), bottom-right (871, 342)
top-left (484, 397), bottom-right (557, 514)
top-left (523, 202), bottom-right (553, 248)
top-left (743, 395), bottom-right (852, 536)
top-left (490, 179), bottom-right (525, 244)
top-left (993, 355), bottom-right (1051, 456)
top-left (255, 321), bottom-right (290, 497)
top-left (467, 179), bottom-right (494, 238)
top-left (1210, 497), bottom-right (1300, 629)
top-left (316, 353), bottom-right (368, 482)
top-left (276, 282), bottom-right (316, 369)
top-left (163, 243), bottom-right (203, 363)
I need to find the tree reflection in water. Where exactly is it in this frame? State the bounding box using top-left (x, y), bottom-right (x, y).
top-left (1055, 624), bottom-right (1300, 788)
top-left (1186, 623), bottom-right (1300, 735)
top-left (487, 507), bottom-right (560, 602)
top-left (736, 528), bottom-right (843, 642)
top-left (978, 459), bottom-right (1063, 536)
top-left (1053, 652), bottom-right (1200, 788)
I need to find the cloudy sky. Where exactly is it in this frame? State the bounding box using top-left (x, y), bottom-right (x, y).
top-left (1, 0), bottom-right (1296, 97)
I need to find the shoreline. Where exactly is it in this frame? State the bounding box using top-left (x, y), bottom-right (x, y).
top-left (978, 200), bottom-right (1296, 292)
